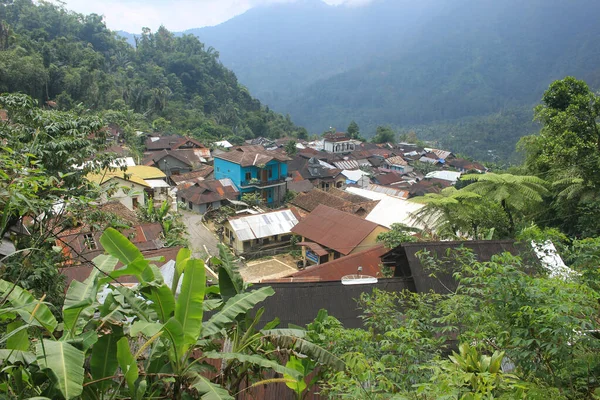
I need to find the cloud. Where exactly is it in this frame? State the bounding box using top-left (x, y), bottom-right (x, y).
top-left (57, 0), bottom-right (374, 32)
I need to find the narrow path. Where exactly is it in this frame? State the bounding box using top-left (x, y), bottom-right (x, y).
top-left (180, 210), bottom-right (220, 259)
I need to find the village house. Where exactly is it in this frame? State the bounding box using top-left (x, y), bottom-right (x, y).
top-left (288, 155), bottom-right (346, 190)
top-left (322, 132), bottom-right (356, 154)
top-left (425, 170), bottom-right (462, 184)
top-left (221, 209), bottom-right (299, 255)
top-left (288, 188), bottom-right (379, 219)
top-left (214, 146), bottom-right (291, 205)
top-left (144, 135), bottom-right (211, 176)
top-left (54, 202), bottom-right (165, 268)
top-left (177, 178), bottom-right (239, 214)
top-left (383, 155), bottom-right (414, 173)
top-left (265, 243), bottom-right (389, 283)
top-left (167, 165), bottom-right (214, 186)
top-left (447, 158), bottom-right (487, 173)
top-left (291, 204), bottom-right (388, 266)
top-left (86, 166), bottom-right (170, 210)
top-left (340, 169), bottom-right (370, 188)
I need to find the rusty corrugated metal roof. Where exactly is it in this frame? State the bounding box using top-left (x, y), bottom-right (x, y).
top-left (291, 205), bottom-right (381, 256)
top-left (288, 244), bottom-right (387, 281)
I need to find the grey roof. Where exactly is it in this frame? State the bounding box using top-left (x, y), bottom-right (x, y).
top-left (228, 209), bottom-right (299, 241)
top-left (253, 278), bottom-right (412, 328)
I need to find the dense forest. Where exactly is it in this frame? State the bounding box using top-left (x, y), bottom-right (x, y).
top-left (190, 0), bottom-right (600, 160)
top-left (0, 0), bottom-right (307, 146)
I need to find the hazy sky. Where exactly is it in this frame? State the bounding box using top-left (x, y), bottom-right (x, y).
top-left (57, 0), bottom-right (372, 33)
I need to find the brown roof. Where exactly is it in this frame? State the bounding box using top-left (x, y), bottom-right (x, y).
top-left (102, 144), bottom-right (129, 156)
top-left (169, 166), bottom-right (214, 184)
top-left (60, 246), bottom-right (184, 285)
top-left (297, 241), bottom-right (329, 257)
top-left (215, 146), bottom-right (291, 167)
top-left (146, 135), bottom-right (205, 151)
top-left (327, 188), bottom-right (369, 203)
top-left (375, 172), bottom-right (405, 186)
top-left (286, 179), bottom-right (314, 193)
top-left (447, 158), bottom-right (486, 172)
top-left (408, 178), bottom-right (452, 197)
top-left (177, 179), bottom-right (239, 205)
top-left (289, 189), bottom-right (378, 217)
top-left (323, 132), bottom-right (350, 142)
top-left (291, 205), bottom-right (381, 255)
top-left (56, 222), bottom-right (164, 266)
top-left (385, 156), bottom-right (409, 166)
top-left (285, 243), bottom-right (387, 282)
top-left (289, 190), bottom-right (354, 213)
top-left (142, 149), bottom-right (210, 167)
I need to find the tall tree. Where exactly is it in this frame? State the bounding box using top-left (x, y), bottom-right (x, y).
top-left (347, 120), bottom-right (360, 138)
top-left (460, 173), bottom-right (548, 234)
top-left (372, 126), bottom-right (395, 144)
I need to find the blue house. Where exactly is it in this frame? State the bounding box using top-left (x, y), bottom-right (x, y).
top-left (214, 146), bottom-right (291, 205)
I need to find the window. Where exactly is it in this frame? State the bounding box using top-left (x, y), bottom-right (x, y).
top-left (132, 198), bottom-right (139, 208)
top-left (268, 168), bottom-right (273, 179)
top-left (189, 202), bottom-right (193, 210)
top-left (245, 172), bottom-right (252, 181)
top-left (83, 234), bottom-right (97, 250)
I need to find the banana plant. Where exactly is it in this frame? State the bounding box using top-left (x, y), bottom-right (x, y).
top-left (0, 228), bottom-right (343, 399)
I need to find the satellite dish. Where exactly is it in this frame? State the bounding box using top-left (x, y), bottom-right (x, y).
top-left (341, 275), bottom-right (378, 285)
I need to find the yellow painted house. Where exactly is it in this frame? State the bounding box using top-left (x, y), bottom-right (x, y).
top-left (86, 166), bottom-right (168, 210)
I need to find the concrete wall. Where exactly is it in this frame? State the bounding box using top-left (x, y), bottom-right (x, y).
top-left (353, 226), bottom-right (389, 255)
top-left (216, 157), bottom-right (288, 204)
top-left (100, 178), bottom-right (146, 211)
top-left (324, 140), bottom-right (355, 153)
top-left (156, 155), bottom-right (192, 176)
top-left (215, 158), bottom-right (242, 187)
top-left (224, 222), bottom-right (292, 254)
top-left (177, 196), bottom-right (223, 215)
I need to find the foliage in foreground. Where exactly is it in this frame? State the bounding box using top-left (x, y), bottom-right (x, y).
top-left (0, 229), bottom-right (342, 399)
top-left (307, 248), bottom-right (600, 399)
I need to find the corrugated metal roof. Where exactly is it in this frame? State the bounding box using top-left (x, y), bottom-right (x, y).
top-left (291, 205), bottom-right (381, 256)
top-left (425, 170), bottom-right (462, 182)
top-left (425, 148), bottom-right (453, 160)
top-left (364, 184), bottom-right (410, 199)
top-left (345, 187), bottom-right (424, 229)
top-left (332, 160), bottom-right (360, 170)
top-left (229, 209), bottom-right (299, 241)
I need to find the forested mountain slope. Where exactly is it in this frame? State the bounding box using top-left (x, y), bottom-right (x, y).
top-left (0, 0), bottom-right (306, 143)
top-left (190, 0), bottom-right (600, 160)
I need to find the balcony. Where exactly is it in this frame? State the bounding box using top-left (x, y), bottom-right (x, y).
top-left (239, 178), bottom-right (287, 189)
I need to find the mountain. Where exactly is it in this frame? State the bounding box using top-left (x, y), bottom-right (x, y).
top-left (187, 0), bottom-right (600, 161)
top-left (0, 0), bottom-right (306, 145)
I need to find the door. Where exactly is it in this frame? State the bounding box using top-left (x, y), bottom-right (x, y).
top-left (261, 169), bottom-right (268, 182)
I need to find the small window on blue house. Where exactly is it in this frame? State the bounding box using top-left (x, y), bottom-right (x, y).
top-left (245, 172), bottom-right (252, 181)
top-left (216, 167), bottom-right (220, 171)
top-left (268, 168), bottom-right (273, 179)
